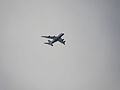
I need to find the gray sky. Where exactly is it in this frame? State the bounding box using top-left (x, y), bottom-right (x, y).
top-left (0, 0), bottom-right (120, 90)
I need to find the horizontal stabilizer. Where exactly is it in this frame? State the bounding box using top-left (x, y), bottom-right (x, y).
top-left (63, 41), bottom-right (66, 45)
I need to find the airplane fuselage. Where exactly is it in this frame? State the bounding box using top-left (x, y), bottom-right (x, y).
top-left (51, 33), bottom-right (64, 43)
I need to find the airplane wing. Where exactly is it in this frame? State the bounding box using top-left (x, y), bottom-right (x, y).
top-left (58, 38), bottom-right (65, 45)
top-left (41, 35), bottom-right (55, 39)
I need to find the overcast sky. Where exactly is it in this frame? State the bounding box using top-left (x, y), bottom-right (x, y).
top-left (0, 0), bottom-right (120, 90)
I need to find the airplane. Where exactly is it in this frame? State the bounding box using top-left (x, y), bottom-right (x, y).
top-left (41, 33), bottom-right (66, 46)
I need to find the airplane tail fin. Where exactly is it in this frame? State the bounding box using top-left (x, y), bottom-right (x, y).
top-left (44, 40), bottom-right (53, 46)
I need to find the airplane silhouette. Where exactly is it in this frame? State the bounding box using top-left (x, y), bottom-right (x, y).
top-left (41, 33), bottom-right (66, 46)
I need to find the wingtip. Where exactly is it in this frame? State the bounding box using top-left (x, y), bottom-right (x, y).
top-left (41, 36), bottom-right (46, 38)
